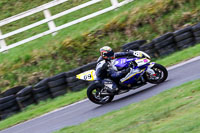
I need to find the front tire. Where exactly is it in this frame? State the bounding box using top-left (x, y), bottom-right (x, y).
top-left (87, 83), bottom-right (114, 104)
top-left (144, 63), bottom-right (168, 84)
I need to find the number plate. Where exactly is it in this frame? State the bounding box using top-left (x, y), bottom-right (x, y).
top-left (76, 70), bottom-right (96, 81)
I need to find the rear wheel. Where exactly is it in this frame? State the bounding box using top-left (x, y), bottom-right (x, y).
top-left (87, 83), bottom-right (114, 104)
top-left (144, 63), bottom-right (168, 84)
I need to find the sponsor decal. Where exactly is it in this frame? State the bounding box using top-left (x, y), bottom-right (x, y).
top-left (144, 59), bottom-right (148, 62)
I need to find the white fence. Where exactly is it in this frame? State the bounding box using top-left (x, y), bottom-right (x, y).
top-left (0, 0), bottom-right (133, 52)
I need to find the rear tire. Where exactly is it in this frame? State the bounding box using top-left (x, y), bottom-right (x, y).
top-left (144, 63), bottom-right (168, 84)
top-left (87, 83), bottom-right (114, 104)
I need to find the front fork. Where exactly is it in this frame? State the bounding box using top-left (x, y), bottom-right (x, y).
top-left (146, 62), bottom-right (156, 75)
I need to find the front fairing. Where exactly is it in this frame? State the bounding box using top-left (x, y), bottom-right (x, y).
top-left (118, 58), bottom-right (152, 85)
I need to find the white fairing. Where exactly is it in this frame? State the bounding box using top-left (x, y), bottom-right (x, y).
top-left (141, 51), bottom-right (151, 59)
top-left (146, 67), bottom-right (155, 75)
top-left (146, 63), bottom-right (156, 75)
top-left (135, 58), bottom-right (150, 67)
top-left (133, 51), bottom-right (151, 59)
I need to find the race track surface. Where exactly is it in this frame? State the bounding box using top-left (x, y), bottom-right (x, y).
top-left (1, 57), bottom-right (200, 133)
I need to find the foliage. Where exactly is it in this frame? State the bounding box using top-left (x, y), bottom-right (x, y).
top-left (0, 0), bottom-right (200, 92)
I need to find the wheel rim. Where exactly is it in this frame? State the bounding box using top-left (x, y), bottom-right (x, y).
top-left (91, 88), bottom-right (111, 103)
top-left (146, 67), bottom-right (165, 82)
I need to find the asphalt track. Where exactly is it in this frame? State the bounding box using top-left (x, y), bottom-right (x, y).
top-left (1, 56), bottom-right (200, 133)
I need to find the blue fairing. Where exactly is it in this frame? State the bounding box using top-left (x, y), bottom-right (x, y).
top-left (123, 72), bottom-right (143, 84)
top-left (114, 58), bottom-right (149, 84)
top-left (114, 58), bottom-right (139, 68)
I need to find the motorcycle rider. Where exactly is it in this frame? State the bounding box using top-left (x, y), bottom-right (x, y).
top-left (95, 46), bottom-right (145, 93)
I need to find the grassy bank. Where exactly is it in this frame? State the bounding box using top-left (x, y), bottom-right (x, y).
top-left (0, 43), bottom-right (200, 130)
top-left (55, 79), bottom-right (200, 133)
top-left (0, 0), bottom-right (199, 92)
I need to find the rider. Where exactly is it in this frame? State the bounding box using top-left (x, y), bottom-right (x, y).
top-left (95, 46), bottom-right (145, 93)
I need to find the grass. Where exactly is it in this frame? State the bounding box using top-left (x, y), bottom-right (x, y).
top-left (54, 79), bottom-right (200, 133)
top-left (0, 0), bottom-right (142, 61)
top-left (0, 0), bottom-right (115, 45)
top-left (0, 0), bottom-right (199, 92)
top-left (156, 43), bottom-right (200, 66)
top-left (0, 0), bottom-right (154, 91)
top-left (0, 42), bottom-right (200, 130)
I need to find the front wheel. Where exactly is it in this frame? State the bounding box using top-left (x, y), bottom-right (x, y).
top-left (87, 83), bottom-right (114, 104)
top-left (144, 63), bottom-right (168, 84)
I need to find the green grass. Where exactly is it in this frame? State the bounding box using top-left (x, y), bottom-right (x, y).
top-left (0, 42), bottom-right (200, 130)
top-left (156, 43), bottom-right (200, 67)
top-left (0, 0), bottom-right (113, 45)
top-left (0, 0), bottom-right (199, 92)
top-left (0, 0), bottom-right (153, 91)
top-left (0, 0), bottom-right (143, 62)
top-left (55, 79), bottom-right (200, 133)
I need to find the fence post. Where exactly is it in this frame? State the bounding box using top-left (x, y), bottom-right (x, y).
top-left (43, 9), bottom-right (57, 36)
top-left (110, 0), bottom-right (119, 8)
top-left (0, 29), bottom-right (7, 49)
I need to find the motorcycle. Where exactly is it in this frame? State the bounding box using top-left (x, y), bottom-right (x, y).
top-left (76, 51), bottom-right (168, 104)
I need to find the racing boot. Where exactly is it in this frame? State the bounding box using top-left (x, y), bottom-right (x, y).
top-left (103, 79), bottom-right (118, 94)
top-left (107, 82), bottom-right (118, 94)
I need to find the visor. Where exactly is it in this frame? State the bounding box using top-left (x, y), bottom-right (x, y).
top-left (103, 51), bottom-right (114, 57)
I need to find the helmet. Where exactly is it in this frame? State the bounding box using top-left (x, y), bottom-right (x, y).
top-left (100, 46), bottom-right (115, 60)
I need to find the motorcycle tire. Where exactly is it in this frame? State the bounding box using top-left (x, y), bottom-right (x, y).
top-left (87, 83), bottom-right (114, 104)
top-left (144, 63), bottom-right (168, 84)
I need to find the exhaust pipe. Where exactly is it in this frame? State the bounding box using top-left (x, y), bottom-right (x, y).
top-left (100, 92), bottom-right (114, 96)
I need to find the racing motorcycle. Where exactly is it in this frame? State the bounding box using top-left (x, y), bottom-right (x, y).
top-left (76, 51), bottom-right (168, 104)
